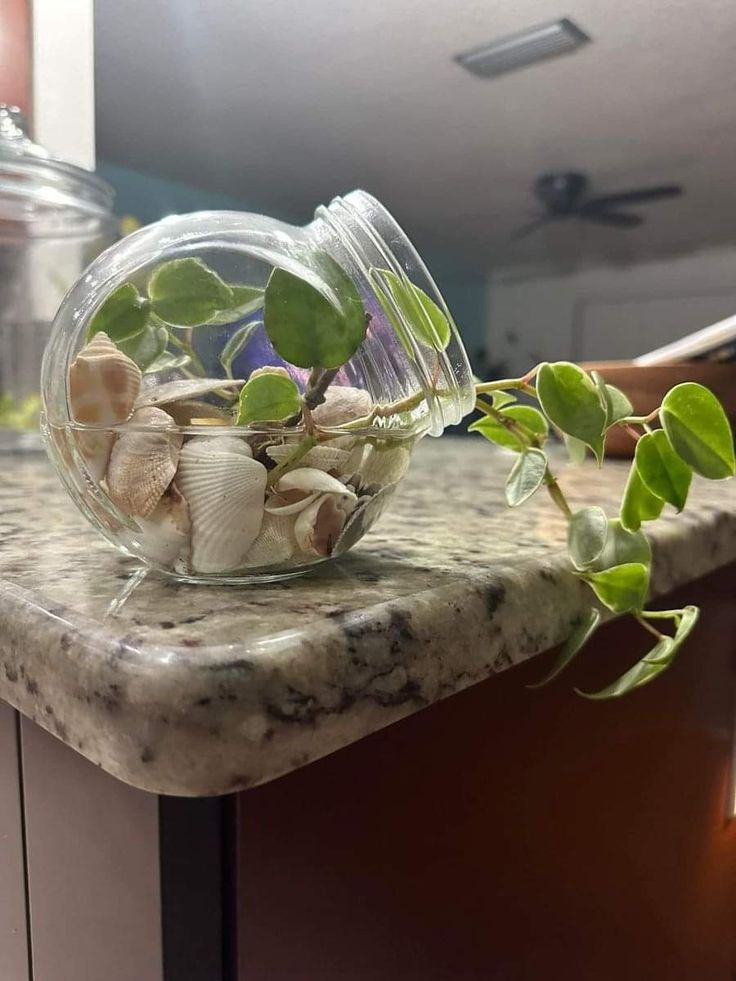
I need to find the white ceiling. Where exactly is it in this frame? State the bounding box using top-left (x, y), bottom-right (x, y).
top-left (95, 0), bottom-right (736, 269)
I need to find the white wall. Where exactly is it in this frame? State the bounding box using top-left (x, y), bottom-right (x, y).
top-left (488, 246), bottom-right (736, 375)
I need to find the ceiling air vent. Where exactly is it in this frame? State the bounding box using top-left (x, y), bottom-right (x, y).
top-left (455, 18), bottom-right (591, 79)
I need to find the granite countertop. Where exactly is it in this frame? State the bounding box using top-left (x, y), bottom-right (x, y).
top-left (1, 438), bottom-right (735, 796)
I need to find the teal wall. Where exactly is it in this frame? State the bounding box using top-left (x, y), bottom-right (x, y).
top-left (97, 161), bottom-right (487, 370)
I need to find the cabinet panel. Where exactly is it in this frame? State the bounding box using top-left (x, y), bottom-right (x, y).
top-left (0, 702), bottom-right (29, 981)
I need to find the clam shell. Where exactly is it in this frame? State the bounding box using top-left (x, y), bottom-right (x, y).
top-left (133, 483), bottom-right (191, 567)
top-left (162, 400), bottom-right (233, 427)
top-left (106, 407), bottom-right (183, 517)
top-left (69, 332), bottom-right (142, 480)
top-left (242, 513), bottom-right (296, 568)
top-left (311, 386), bottom-right (372, 427)
top-left (358, 444), bottom-right (411, 487)
top-left (265, 442), bottom-right (350, 472)
top-left (265, 467), bottom-right (357, 516)
top-left (294, 493), bottom-right (356, 556)
top-left (176, 436), bottom-right (267, 574)
top-left (136, 378), bottom-right (244, 408)
top-left (333, 483), bottom-right (398, 556)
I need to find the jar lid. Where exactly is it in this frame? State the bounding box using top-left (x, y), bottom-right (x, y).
top-left (0, 104), bottom-right (115, 237)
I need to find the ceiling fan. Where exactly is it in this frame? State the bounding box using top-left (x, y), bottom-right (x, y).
top-left (510, 171), bottom-right (683, 241)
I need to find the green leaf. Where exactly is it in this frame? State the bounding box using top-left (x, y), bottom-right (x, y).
top-left (634, 430), bottom-right (692, 511)
top-left (582, 562), bottom-right (649, 614)
top-left (590, 518), bottom-right (651, 572)
top-left (578, 605), bottom-right (699, 699)
top-left (563, 433), bottom-right (587, 465)
top-left (528, 608), bottom-right (601, 689)
top-left (592, 371), bottom-right (634, 428)
top-left (149, 258), bottom-right (234, 327)
top-left (205, 285), bottom-right (265, 326)
top-left (568, 507), bottom-right (608, 569)
top-left (264, 254), bottom-right (366, 369)
top-left (505, 448), bottom-right (547, 506)
top-left (236, 373), bottom-right (302, 426)
top-left (620, 462), bottom-right (664, 532)
top-left (536, 362), bottom-right (607, 463)
top-left (661, 382), bottom-right (735, 480)
top-left (87, 283), bottom-right (150, 342)
top-left (491, 391), bottom-right (517, 409)
top-left (219, 322), bottom-right (260, 379)
top-left (468, 405), bottom-right (549, 452)
top-left (373, 269), bottom-right (451, 352)
top-left (117, 324), bottom-right (168, 372)
top-left (144, 351), bottom-right (191, 374)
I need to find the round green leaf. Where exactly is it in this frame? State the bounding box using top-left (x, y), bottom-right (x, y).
top-left (563, 433), bottom-right (587, 465)
top-left (374, 269), bottom-right (451, 352)
top-left (634, 430), bottom-right (692, 511)
top-left (236, 373), bottom-right (302, 426)
top-left (87, 283), bottom-right (149, 342)
top-left (591, 371), bottom-right (634, 428)
top-left (528, 607), bottom-right (601, 689)
top-left (264, 254), bottom-right (366, 369)
top-left (505, 448), bottom-right (547, 506)
top-left (117, 323), bottom-right (168, 373)
top-left (590, 518), bottom-right (651, 572)
top-left (149, 258), bottom-right (235, 327)
top-left (205, 285), bottom-right (265, 326)
top-left (582, 562), bottom-right (649, 614)
top-left (220, 322), bottom-right (260, 378)
top-left (568, 506), bottom-right (608, 569)
top-left (620, 462), bottom-right (664, 532)
top-left (468, 405), bottom-right (548, 452)
top-left (661, 382), bottom-right (735, 480)
top-left (536, 362), bottom-right (606, 462)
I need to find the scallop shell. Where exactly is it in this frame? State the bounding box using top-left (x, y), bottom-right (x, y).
top-left (135, 378), bottom-right (244, 409)
top-left (311, 386), bottom-right (372, 427)
top-left (106, 407), bottom-right (183, 517)
top-left (265, 442), bottom-right (350, 472)
top-left (176, 436), bottom-right (267, 574)
top-left (265, 467), bottom-right (357, 516)
top-left (294, 493), bottom-right (356, 557)
top-left (333, 483), bottom-right (398, 556)
top-left (69, 332), bottom-right (142, 480)
top-left (358, 444), bottom-right (411, 487)
top-left (242, 513), bottom-right (297, 568)
top-left (133, 483), bottom-right (191, 567)
top-left (162, 400), bottom-right (233, 427)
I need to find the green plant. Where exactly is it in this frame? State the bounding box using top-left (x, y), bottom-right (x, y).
top-left (92, 255), bottom-right (735, 697)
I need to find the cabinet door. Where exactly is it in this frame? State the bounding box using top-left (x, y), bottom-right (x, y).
top-left (0, 702), bottom-right (29, 981)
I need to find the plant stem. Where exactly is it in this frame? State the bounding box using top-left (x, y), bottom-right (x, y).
top-left (303, 367), bottom-right (339, 410)
top-left (166, 329), bottom-right (207, 376)
top-left (266, 434), bottom-right (318, 486)
top-left (635, 614), bottom-right (666, 640)
top-left (543, 470), bottom-right (573, 519)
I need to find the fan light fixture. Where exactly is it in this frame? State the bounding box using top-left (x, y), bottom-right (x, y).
top-left (455, 18), bottom-right (591, 79)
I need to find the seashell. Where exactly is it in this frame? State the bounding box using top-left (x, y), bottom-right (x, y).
top-left (249, 365), bottom-right (292, 381)
top-left (333, 482), bottom-right (399, 556)
top-left (162, 400), bottom-right (233, 427)
top-left (242, 513), bottom-right (296, 568)
top-left (176, 435), bottom-right (267, 574)
top-left (358, 443), bottom-right (411, 487)
top-left (133, 483), bottom-right (191, 567)
top-left (294, 492), bottom-right (356, 557)
top-left (311, 386), bottom-right (372, 427)
top-left (135, 378), bottom-right (245, 409)
top-left (265, 467), bottom-right (357, 516)
top-left (106, 407), bottom-right (183, 517)
top-left (265, 441), bottom-right (350, 472)
top-left (69, 332), bottom-right (142, 480)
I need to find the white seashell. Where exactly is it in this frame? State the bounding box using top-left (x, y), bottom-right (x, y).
top-left (134, 483), bottom-right (191, 567)
top-left (69, 332), bottom-right (142, 480)
top-left (162, 400), bottom-right (233, 426)
top-left (242, 513), bottom-right (296, 568)
top-left (294, 493), bottom-right (356, 556)
top-left (333, 482), bottom-right (398, 555)
top-left (265, 442), bottom-right (350, 472)
top-left (176, 435), bottom-right (266, 574)
top-left (311, 386), bottom-right (372, 427)
top-left (358, 444), bottom-right (411, 487)
top-left (135, 378), bottom-right (244, 408)
top-left (106, 407), bottom-right (183, 517)
top-left (265, 466), bottom-right (357, 516)
top-left (249, 365), bottom-right (292, 380)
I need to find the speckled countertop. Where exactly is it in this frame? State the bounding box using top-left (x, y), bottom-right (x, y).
top-left (1, 438), bottom-right (735, 796)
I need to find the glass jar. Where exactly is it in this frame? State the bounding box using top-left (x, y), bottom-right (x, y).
top-left (0, 104), bottom-right (117, 451)
top-left (41, 190), bottom-right (475, 583)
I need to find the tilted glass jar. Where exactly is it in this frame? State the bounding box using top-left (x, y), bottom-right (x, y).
top-left (41, 190), bottom-right (475, 583)
top-left (0, 105), bottom-right (117, 451)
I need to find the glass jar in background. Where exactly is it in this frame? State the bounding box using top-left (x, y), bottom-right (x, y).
top-left (0, 104), bottom-right (118, 452)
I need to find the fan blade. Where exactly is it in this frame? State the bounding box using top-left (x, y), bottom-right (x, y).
top-left (581, 185), bottom-right (682, 211)
top-left (508, 216), bottom-right (552, 242)
top-left (581, 210), bottom-right (644, 228)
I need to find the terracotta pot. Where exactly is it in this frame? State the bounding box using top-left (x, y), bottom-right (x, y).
top-left (581, 361), bottom-right (736, 458)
